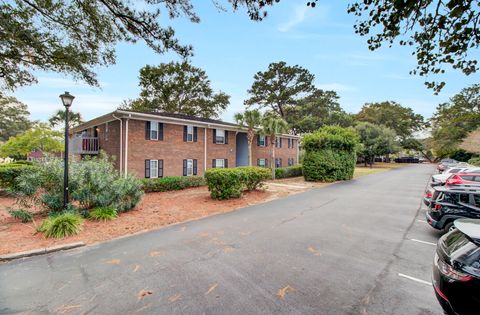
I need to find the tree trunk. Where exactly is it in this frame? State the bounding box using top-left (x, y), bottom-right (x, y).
top-left (247, 129), bottom-right (254, 166)
top-left (271, 135), bottom-right (276, 180)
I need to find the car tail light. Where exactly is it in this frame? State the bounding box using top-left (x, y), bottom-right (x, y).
top-left (433, 204), bottom-right (441, 211)
top-left (445, 175), bottom-right (463, 186)
top-left (437, 256), bottom-right (473, 281)
top-left (425, 191), bottom-right (433, 198)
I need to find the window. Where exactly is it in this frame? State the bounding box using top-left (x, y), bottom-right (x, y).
top-left (145, 159), bottom-right (163, 178)
top-left (288, 158), bottom-right (294, 166)
top-left (183, 159), bottom-right (197, 176)
top-left (215, 129), bottom-right (225, 144)
top-left (150, 121), bottom-right (158, 140)
top-left (258, 135), bottom-right (266, 147)
top-left (215, 159), bottom-right (225, 168)
top-left (275, 158), bottom-right (282, 168)
top-left (258, 158), bottom-right (267, 168)
top-left (275, 138), bottom-right (282, 148)
top-left (449, 168), bottom-right (461, 174)
top-left (474, 195), bottom-right (480, 206)
top-left (187, 125), bottom-right (193, 142)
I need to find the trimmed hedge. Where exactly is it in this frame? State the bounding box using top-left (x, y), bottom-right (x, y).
top-left (141, 176), bottom-right (205, 193)
top-left (303, 126), bottom-right (358, 182)
top-left (0, 163), bottom-right (36, 189)
top-left (468, 156), bottom-right (480, 166)
top-left (275, 165), bottom-right (303, 179)
top-left (205, 167), bottom-right (271, 200)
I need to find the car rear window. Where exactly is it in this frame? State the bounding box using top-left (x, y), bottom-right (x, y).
top-left (460, 175), bottom-right (475, 181)
top-left (449, 168), bottom-right (461, 173)
top-left (474, 195), bottom-right (480, 207)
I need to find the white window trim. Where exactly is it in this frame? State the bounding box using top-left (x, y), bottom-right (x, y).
top-left (215, 159), bottom-right (225, 168)
top-left (187, 159), bottom-right (194, 176)
top-left (187, 125), bottom-right (194, 142)
top-left (150, 160), bottom-right (159, 178)
top-left (150, 121), bottom-right (158, 140)
top-left (216, 129), bottom-right (225, 144)
top-left (259, 158), bottom-right (266, 168)
top-left (259, 135), bottom-right (266, 147)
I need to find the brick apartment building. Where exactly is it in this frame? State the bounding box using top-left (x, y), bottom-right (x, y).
top-left (70, 110), bottom-right (300, 178)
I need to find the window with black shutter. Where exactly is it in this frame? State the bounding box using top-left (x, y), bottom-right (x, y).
top-left (225, 131), bottom-right (228, 144)
top-left (145, 159), bottom-right (150, 178)
top-left (193, 127), bottom-right (198, 142)
top-left (145, 122), bottom-right (151, 140)
top-left (183, 159), bottom-right (187, 176)
top-left (193, 159), bottom-right (197, 175)
top-left (213, 129), bottom-right (217, 144)
top-left (158, 123), bottom-right (164, 141)
top-left (224, 159), bottom-right (228, 168)
top-left (183, 126), bottom-right (187, 142)
top-left (158, 159), bottom-right (164, 177)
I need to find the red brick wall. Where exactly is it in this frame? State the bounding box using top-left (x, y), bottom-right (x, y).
top-left (206, 128), bottom-right (236, 169)
top-left (251, 136), bottom-right (298, 168)
top-left (96, 120), bottom-right (121, 171)
top-left (126, 119), bottom-right (206, 178)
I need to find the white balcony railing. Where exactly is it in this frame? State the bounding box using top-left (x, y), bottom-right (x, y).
top-left (70, 136), bottom-right (99, 154)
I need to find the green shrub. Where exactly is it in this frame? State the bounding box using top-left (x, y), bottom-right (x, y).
top-left (205, 168), bottom-right (245, 200)
top-left (303, 126), bottom-right (358, 182)
top-left (39, 212), bottom-right (83, 238)
top-left (238, 167), bottom-right (271, 191)
top-left (0, 164), bottom-right (36, 189)
top-left (468, 156), bottom-right (480, 166)
top-left (8, 208), bottom-right (33, 223)
top-left (11, 154), bottom-right (143, 213)
top-left (275, 165), bottom-right (303, 179)
top-left (89, 207), bottom-right (118, 221)
top-left (141, 176), bottom-right (205, 193)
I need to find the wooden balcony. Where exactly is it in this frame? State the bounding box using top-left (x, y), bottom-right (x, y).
top-left (70, 136), bottom-right (99, 155)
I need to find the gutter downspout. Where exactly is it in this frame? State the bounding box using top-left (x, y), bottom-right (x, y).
top-left (204, 125), bottom-right (208, 174)
top-left (112, 114), bottom-right (123, 176)
top-left (124, 117), bottom-right (130, 178)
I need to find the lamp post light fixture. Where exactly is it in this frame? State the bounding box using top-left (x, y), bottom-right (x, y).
top-left (59, 91), bottom-right (75, 210)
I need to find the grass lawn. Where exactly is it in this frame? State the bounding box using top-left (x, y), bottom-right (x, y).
top-left (353, 162), bottom-right (408, 179)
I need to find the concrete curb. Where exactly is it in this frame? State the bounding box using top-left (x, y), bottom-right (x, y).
top-left (0, 242), bottom-right (85, 262)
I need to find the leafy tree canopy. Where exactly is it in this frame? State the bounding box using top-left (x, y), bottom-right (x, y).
top-left (285, 89), bottom-right (354, 133)
top-left (306, 0), bottom-right (480, 93)
top-left (0, 0), bottom-right (274, 91)
top-left (0, 93), bottom-right (32, 142)
top-left (0, 123), bottom-right (63, 158)
top-left (49, 109), bottom-right (84, 129)
top-left (244, 61), bottom-right (315, 119)
top-left (356, 101), bottom-right (426, 141)
top-left (431, 84), bottom-right (480, 157)
top-left (355, 122), bottom-right (399, 164)
top-left (121, 62), bottom-right (229, 118)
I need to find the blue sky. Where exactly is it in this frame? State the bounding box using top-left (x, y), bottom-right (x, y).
top-left (11, 1), bottom-right (480, 123)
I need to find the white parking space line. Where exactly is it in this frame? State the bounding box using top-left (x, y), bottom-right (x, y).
top-left (416, 219), bottom-right (427, 224)
top-left (398, 273), bottom-right (431, 286)
top-left (409, 238), bottom-right (437, 246)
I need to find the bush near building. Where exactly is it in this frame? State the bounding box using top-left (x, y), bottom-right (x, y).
top-left (303, 126), bottom-right (358, 182)
top-left (275, 165), bottom-right (303, 179)
top-left (0, 163), bottom-right (36, 189)
top-left (141, 176), bottom-right (205, 193)
top-left (205, 167), bottom-right (271, 200)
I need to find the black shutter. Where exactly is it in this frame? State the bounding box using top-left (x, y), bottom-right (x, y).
top-left (193, 159), bottom-right (197, 175)
top-left (224, 159), bottom-right (228, 168)
top-left (212, 159), bottom-right (215, 168)
top-left (183, 126), bottom-right (187, 142)
top-left (213, 129), bottom-right (217, 144)
top-left (266, 159), bottom-right (269, 167)
top-left (145, 122), bottom-right (151, 140)
top-left (225, 131), bottom-right (228, 144)
top-left (280, 138), bottom-right (282, 148)
top-left (257, 159), bottom-right (260, 166)
top-left (145, 160), bottom-right (150, 178)
top-left (158, 123), bottom-right (164, 141)
top-left (193, 127), bottom-right (198, 142)
top-left (265, 136), bottom-right (268, 146)
top-left (257, 135), bottom-right (260, 146)
top-left (183, 159), bottom-right (187, 176)
top-left (158, 160), bottom-right (163, 178)
top-left (279, 158), bottom-right (282, 167)
top-left (292, 139), bottom-right (295, 148)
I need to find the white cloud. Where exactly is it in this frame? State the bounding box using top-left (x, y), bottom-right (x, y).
top-left (278, 6), bottom-right (310, 32)
top-left (316, 83), bottom-right (356, 92)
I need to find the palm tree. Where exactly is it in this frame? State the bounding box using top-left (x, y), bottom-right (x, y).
top-left (49, 109), bottom-right (84, 128)
top-left (261, 116), bottom-right (289, 179)
top-left (234, 109), bottom-right (262, 166)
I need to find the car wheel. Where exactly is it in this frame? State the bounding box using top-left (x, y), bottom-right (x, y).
top-left (443, 222), bottom-right (455, 234)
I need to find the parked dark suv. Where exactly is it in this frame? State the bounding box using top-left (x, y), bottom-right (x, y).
top-left (432, 219), bottom-right (480, 315)
top-left (426, 185), bottom-right (480, 233)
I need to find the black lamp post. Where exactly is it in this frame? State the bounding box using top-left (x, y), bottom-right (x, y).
top-left (59, 91), bottom-right (75, 210)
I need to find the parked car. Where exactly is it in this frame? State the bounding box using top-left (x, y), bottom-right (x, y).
top-left (426, 185), bottom-right (480, 233)
top-left (431, 167), bottom-right (473, 185)
top-left (432, 218), bottom-right (480, 315)
top-left (445, 173), bottom-right (480, 187)
top-left (437, 159), bottom-right (458, 173)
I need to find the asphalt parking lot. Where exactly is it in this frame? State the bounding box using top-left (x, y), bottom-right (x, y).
top-left (0, 164), bottom-right (444, 314)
